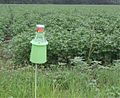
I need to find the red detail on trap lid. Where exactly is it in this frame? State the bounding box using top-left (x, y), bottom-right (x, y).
top-left (36, 24), bottom-right (44, 33)
top-left (37, 27), bottom-right (44, 33)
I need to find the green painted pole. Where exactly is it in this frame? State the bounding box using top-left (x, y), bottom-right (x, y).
top-left (35, 64), bottom-right (37, 98)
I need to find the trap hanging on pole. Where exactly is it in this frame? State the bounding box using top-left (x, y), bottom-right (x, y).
top-left (30, 24), bottom-right (48, 98)
top-left (30, 24), bottom-right (48, 64)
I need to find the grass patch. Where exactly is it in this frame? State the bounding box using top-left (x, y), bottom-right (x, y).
top-left (0, 65), bottom-right (120, 98)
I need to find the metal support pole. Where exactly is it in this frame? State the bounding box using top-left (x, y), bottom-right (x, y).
top-left (35, 64), bottom-right (37, 98)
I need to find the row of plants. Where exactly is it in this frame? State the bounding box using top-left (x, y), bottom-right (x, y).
top-left (0, 5), bottom-right (120, 66)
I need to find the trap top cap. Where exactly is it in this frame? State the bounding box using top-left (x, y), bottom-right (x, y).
top-left (36, 24), bottom-right (45, 28)
top-left (36, 24), bottom-right (45, 33)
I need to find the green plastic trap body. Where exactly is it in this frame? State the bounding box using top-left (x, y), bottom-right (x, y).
top-left (30, 25), bottom-right (48, 64)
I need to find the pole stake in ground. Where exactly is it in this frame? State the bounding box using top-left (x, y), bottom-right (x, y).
top-left (30, 24), bottom-right (48, 98)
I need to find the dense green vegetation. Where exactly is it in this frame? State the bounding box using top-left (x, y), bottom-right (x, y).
top-left (0, 5), bottom-right (120, 98)
top-left (1, 0), bottom-right (120, 4)
top-left (0, 5), bottom-right (119, 65)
